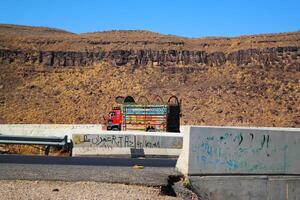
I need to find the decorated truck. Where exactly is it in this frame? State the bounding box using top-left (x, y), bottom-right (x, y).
top-left (105, 96), bottom-right (181, 132)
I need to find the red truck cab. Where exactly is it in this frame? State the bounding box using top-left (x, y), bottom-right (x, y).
top-left (106, 107), bottom-right (122, 130)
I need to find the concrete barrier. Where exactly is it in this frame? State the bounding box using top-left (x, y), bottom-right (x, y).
top-left (176, 126), bottom-right (300, 200)
top-left (0, 124), bottom-right (103, 142)
top-left (176, 126), bottom-right (300, 175)
top-left (0, 124), bottom-right (184, 157)
top-left (72, 131), bottom-right (183, 157)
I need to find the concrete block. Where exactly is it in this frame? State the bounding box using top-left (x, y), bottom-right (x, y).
top-left (268, 177), bottom-right (300, 200)
top-left (189, 176), bottom-right (300, 200)
top-left (176, 126), bottom-right (300, 175)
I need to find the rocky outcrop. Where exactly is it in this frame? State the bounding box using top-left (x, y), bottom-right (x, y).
top-left (0, 46), bottom-right (299, 69)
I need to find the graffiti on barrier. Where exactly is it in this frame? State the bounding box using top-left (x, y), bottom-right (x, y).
top-left (73, 134), bottom-right (182, 149)
top-left (74, 134), bottom-right (134, 148)
top-left (190, 130), bottom-right (292, 172)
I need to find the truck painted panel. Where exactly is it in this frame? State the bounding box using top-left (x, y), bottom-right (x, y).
top-left (122, 105), bottom-right (168, 132)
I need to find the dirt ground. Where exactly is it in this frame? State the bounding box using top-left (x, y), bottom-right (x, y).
top-left (0, 144), bottom-right (70, 156)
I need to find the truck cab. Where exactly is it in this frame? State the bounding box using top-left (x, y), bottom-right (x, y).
top-left (106, 107), bottom-right (122, 130)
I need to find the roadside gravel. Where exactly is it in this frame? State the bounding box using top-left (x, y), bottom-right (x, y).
top-left (0, 180), bottom-right (181, 200)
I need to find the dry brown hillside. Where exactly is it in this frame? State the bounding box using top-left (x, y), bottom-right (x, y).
top-left (0, 24), bottom-right (299, 127)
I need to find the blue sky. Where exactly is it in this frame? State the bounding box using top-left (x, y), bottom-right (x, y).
top-left (1, 0), bottom-right (299, 38)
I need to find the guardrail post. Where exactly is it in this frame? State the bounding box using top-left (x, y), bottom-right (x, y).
top-left (134, 135), bottom-right (137, 149)
top-left (68, 140), bottom-right (73, 157)
top-left (44, 145), bottom-right (50, 156)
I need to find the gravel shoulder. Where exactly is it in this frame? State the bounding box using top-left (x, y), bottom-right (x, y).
top-left (0, 180), bottom-right (181, 200)
top-left (0, 156), bottom-right (198, 199)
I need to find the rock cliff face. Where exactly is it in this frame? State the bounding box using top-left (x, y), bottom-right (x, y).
top-left (0, 46), bottom-right (299, 69)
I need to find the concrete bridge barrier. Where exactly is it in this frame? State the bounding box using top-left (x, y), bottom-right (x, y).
top-left (0, 124), bottom-right (183, 157)
top-left (72, 131), bottom-right (183, 157)
top-left (176, 126), bottom-right (300, 200)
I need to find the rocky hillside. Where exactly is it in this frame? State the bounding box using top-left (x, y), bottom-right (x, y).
top-left (0, 24), bottom-right (299, 127)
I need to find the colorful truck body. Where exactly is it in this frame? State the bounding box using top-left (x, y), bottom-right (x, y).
top-left (123, 104), bottom-right (168, 131)
top-left (105, 96), bottom-right (181, 132)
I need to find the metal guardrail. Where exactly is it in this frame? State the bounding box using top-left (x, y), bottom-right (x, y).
top-left (0, 135), bottom-right (71, 155)
top-left (0, 135), bottom-right (68, 146)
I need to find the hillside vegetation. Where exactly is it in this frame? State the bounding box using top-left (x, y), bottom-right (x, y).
top-left (0, 24), bottom-right (299, 127)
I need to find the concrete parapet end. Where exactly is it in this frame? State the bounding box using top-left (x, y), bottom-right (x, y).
top-left (176, 126), bottom-right (300, 175)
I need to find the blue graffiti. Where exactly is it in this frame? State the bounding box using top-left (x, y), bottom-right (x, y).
top-left (206, 136), bottom-right (215, 140)
top-left (200, 155), bottom-right (207, 162)
top-left (226, 160), bottom-right (239, 170)
top-left (197, 155), bottom-right (240, 170)
top-left (191, 144), bottom-right (199, 153)
top-left (201, 143), bottom-right (213, 156)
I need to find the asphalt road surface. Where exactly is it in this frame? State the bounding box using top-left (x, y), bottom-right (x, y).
top-left (0, 154), bottom-right (177, 167)
top-left (0, 155), bottom-right (180, 186)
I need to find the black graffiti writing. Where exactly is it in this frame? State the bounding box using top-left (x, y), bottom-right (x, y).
top-left (84, 135), bottom-right (135, 148)
top-left (216, 133), bottom-right (270, 149)
top-left (249, 133), bottom-right (254, 142)
top-left (238, 135), bottom-right (243, 146)
top-left (136, 140), bottom-right (160, 148)
top-left (261, 135), bottom-right (266, 149)
top-left (82, 135), bottom-right (162, 148)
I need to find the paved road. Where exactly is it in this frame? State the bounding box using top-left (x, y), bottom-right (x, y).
top-left (0, 154), bottom-right (177, 167)
top-left (0, 155), bottom-right (180, 186)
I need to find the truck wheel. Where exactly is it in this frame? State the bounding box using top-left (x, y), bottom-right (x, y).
top-left (146, 126), bottom-right (156, 132)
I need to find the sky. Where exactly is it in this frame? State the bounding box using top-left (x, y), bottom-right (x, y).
top-left (0, 0), bottom-right (299, 38)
